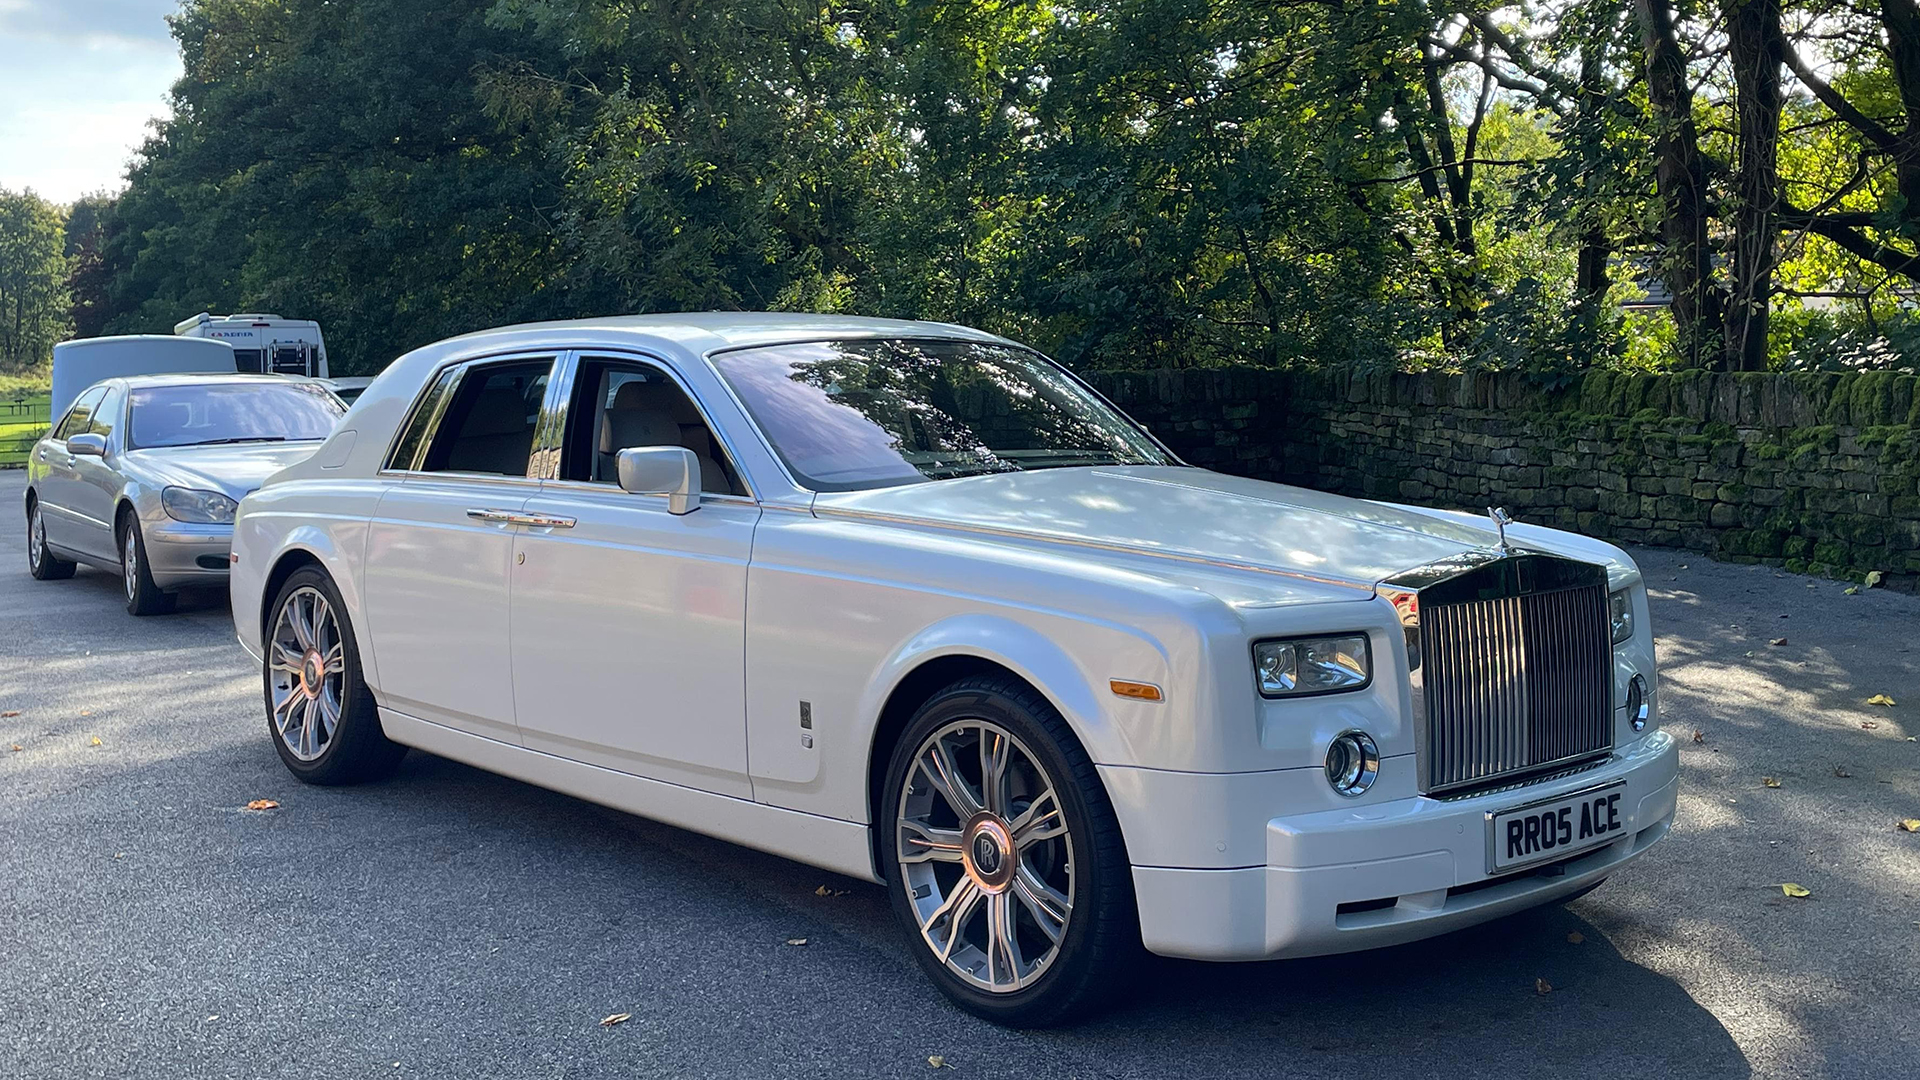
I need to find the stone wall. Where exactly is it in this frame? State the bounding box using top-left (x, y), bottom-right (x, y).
top-left (1087, 368), bottom-right (1920, 591)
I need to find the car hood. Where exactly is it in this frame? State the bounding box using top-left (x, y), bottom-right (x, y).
top-left (812, 466), bottom-right (1629, 590)
top-left (120, 443), bottom-right (324, 501)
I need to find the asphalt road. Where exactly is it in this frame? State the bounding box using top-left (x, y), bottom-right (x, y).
top-left (2, 468), bottom-right (1917, 1080)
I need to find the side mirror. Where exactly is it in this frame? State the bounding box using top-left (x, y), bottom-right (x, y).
top-left (615, 446), bottom-right (701, 515)
top-left (65, 433), bottom-right (107, 457)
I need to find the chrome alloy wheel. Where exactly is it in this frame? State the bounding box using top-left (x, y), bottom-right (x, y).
top-left (896, 719), bottom-right (1074, 994)
top-left (28, 505), bottom-right (45, 569)
top-left (122, 527), bottom-right (139, 599)
top-left (268, 585), bottom-right (346, 761)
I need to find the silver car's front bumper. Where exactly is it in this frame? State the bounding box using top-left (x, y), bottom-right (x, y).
top-left (141, 519), bottom-right (233, 588)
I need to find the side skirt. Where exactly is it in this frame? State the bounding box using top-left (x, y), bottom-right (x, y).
top-left (379, 708), bottom-right (880, 883)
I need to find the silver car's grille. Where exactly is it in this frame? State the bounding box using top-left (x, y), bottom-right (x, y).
top-left (1405, 555), bottom-right (1613, 794)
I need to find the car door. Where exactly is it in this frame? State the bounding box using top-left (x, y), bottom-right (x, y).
top-left (67, 384), bottom-right (127, 561)
top-left (359, 355), bottom-right (555, 743)
top-left (35, 385), bottom-right (106, 552)
top-left (508, 352), bottom-right (760, 798)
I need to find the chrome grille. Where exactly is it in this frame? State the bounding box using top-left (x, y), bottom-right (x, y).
top-left (1415, 561), bottom-right (1613, 794)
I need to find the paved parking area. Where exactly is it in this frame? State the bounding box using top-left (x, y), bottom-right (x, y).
top-left (2, 469), bottom-right (1917, 1079)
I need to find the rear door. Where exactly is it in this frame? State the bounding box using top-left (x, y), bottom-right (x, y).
top-left (35, 386), bottom-right (107, 552)
top-left (360, 355), bottom-right (555, 743)
top-left (508, 352), bottom-right (760, 797)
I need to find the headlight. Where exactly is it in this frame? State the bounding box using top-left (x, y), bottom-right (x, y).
top-left (1609, 589), bottom-right (1635, 645)
top-left (162, 486), bottom-right (239, 524)
top-left (1253, 634), bottom-right (1371, 697)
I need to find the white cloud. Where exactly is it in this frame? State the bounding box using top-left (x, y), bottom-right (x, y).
top-left (0, 2), bottom-right (182, 201)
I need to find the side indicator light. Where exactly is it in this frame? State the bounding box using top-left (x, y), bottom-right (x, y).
top-left (229, 553), bottom-right (240, 564)
top-left (1109, 680), bottom-right (1163, 702)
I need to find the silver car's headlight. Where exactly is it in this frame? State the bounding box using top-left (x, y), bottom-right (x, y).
top-left (162, 486), bottom-right (239, 524)
top-left (1609, 589), bottom-right (1635, 645)
top-left (1253, 634), bottom-right (1371, 697)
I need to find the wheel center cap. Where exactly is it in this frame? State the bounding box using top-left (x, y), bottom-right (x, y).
top-left (960, 814), bottom-right (1015, 893)
top-left (299, 651), bottom-right (325, 697)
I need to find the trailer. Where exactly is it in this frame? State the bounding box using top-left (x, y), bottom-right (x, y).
top-left (49, 336), bottom-right (239, 418)
top-left (173, 313), bottom-right (330, 378)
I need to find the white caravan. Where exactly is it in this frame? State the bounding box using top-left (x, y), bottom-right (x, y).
top-left (49, 336), bottom-right (237, 418)
top-left (174, 313), bottom-right (330, 378)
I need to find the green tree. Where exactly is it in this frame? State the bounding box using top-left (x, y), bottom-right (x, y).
top-left (0, 188), bottom-right (72, 373)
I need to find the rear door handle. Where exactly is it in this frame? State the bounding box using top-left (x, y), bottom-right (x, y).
top-left (465, 508), bottom-right (574, 529)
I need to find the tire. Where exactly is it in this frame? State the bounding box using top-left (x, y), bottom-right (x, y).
top-left (880, 674), bottom-right (1138, 1027)
top-left (25, 499), bottom-right (75, 580)
top-left (263, 566), bottom-right (406, 785)
top-left (118, 513), bottom-right (175, 616)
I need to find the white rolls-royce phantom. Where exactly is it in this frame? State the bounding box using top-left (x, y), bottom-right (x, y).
top-left (229, 314), bottom-right (1677, 1025)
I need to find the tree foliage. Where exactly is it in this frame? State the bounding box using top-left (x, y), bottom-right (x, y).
top-left (0, 189), bottom-right (72, 374)
top-left (53, 0), bottom-right (1920, 374)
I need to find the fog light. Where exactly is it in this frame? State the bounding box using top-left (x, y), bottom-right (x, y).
top-left (1627, 674), bottom-right (1649, 732)
top-left (1325, 730), bottom-right (1379, 797)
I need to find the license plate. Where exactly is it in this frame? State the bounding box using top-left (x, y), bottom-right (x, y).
top-left (1487, 782), bottom-right (1627, 873)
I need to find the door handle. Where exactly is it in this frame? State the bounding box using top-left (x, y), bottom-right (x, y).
top-left (465, 508), bottom-right (575, 529)
top-left (508, 512), bottom-right (575, 529)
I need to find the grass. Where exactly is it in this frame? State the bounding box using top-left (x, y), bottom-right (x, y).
top-left (0, 389), bottom-right (50, 469)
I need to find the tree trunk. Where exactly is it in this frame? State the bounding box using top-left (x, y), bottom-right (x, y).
top-left (1574, 45), bottom-right (1611, 307)
top-left (1635, 0), bottom-right (1726, 367)
top-left (1725, 0), bottom-right (1783, 372)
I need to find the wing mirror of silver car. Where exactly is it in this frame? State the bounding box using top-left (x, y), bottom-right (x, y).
top-left (615, 446), bottom-right (702, 515)
top-left (64, 433), bottom-right (107, 457)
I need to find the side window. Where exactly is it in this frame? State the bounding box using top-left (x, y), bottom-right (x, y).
top-left (56, 387), bottom-right (106, 440)
top-left (88, 387), bottom-right (123, 441)
top-left (417, 358), bottom-right (553, 477)
top-left (559, 357), bottom-right (745, 496)
top-left (385, 366), bottom-right (459, 471)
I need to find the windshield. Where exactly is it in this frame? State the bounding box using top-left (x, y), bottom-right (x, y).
top-left (128, 382), bottom-right (346, 450)
top-left (711, 338), bottom-right (1172, 491)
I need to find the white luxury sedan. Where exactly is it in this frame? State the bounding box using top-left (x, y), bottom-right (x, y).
top-left (228, 314), bottom-right (1677, 1025)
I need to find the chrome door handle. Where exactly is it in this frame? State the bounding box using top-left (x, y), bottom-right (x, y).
top-left (465, 508), bottom-right (519, 523)
top-left (509, 512), bottom-right (575, 529)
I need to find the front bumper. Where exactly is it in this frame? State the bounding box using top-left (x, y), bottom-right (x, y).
top-left (142, 519), bottom-right (234, 588)
top-left (1122, 731), bottom-right (1678, 961)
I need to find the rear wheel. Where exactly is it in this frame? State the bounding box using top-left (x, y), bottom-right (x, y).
top-left (118, 513), bottom-right (174, 616)
top-left (264, 566), bottom-right (405, 784)
top-left (881, 675), bottom-right (1138, 1027)
top-left (25, 499), bottom-right (75, 580)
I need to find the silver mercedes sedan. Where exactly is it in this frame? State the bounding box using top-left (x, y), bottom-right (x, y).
top-left (24, 373), bottom-right (345, 615)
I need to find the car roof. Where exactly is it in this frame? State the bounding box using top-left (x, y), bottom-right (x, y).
top-left (428, 312), bottom-right (1010, 356)
top-left (116, 373), bottom-right (312, 390)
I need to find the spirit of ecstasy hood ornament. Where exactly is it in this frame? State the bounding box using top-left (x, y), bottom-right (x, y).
top-left (1487, 506), bottom-right (1515, 554)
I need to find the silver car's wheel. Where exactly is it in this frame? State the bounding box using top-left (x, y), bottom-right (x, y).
top-left (29, 505), bottom-right (45, 565)
top-left (268, 585), bottom-right (346, 761)
top-left (122, 528), bottom-right (138, 599)
top-left (896, 719), bottom-right (1075, 995)
top-left (24, 502), bottom-right (73, 581)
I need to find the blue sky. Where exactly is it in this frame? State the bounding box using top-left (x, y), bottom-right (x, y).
top-left (0, 0), bottom-right (183, 202)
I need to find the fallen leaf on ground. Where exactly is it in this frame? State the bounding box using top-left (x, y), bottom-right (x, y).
top-left (9, 745), bottom-right (20, 752)
top-left (1566, 932), bottom-right (1584, 944)
top-left (1898, 820), bottom-right (1920, 833)
top-left (1762, 777), bottom-right (1782, 788)
top-left (89, 737), bottom-right (101, 746)
top-left (814, 885), bottom-right (850, 897)
top-left (1769, 637), bottom-right (1789, 646)
top-left (785, 938), bottom-right (808, 947)
top-left (1844, 585), bottom-right (1860, 595)
top-left (1834, 766), bottom-right (1852, 778)
top-left (1776, 883), bottom-right (1811, 898)
top-left (1863, 721), bottom-right (1880, 730)
top-left (1535, 977), bottom-right (1553, 995)
top-left (244, 799), bottom-right (279, 811)
top-left (1692, 730), bottom-right (1707, 744)
top-left (1868, 694), bottom-right (1897, 707)
top-left (599, 1013), bottom-right (630, 1027)
top-left (928, 1056), bottom-right (948, 1069)
top-left (0, 710), bottom-right (18, 717)
top-left (1867, 570), bottom-right (1885, 588)
top-left (79, 710), bottom-right (91, 716)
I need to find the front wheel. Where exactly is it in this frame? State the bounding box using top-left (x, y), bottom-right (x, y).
top-left (119, 515), bottom-right (174, 616)
top-left (881, 675), bottom-right (1138, 1027)
top-left (264, 567), bottom-right (405, 784)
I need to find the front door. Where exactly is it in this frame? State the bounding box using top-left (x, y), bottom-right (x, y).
top-left (360, 356), bottom-right (554, 743)
top-left (509, 354), bottom-right (759, 797)
top-left (68, 384), bottom-right (126, 561)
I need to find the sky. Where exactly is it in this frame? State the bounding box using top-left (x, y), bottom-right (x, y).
top-left (0, 0), bottom-right (183, 204)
